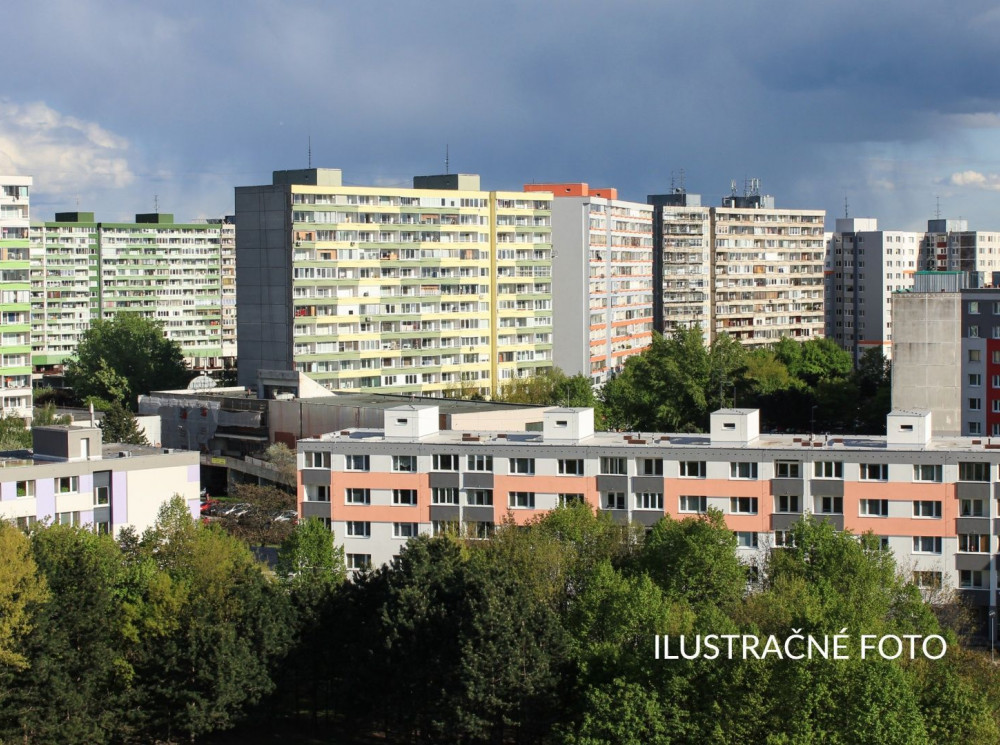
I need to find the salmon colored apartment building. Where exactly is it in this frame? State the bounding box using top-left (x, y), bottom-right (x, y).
top-left (298, 405), bottom-right (998, 628)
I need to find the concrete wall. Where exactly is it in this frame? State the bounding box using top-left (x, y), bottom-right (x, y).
top-left (891, 293), bottom-right (962, 436)
top-left (550, 198), bottom-right (589, 378)
top-left (235, 185), bottom-right (294, 387)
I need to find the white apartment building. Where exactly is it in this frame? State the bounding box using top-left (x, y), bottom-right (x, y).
top-left (0, 176), bottom-right (33, 417)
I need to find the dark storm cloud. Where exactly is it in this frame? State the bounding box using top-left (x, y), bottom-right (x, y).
top-left (6, 0), bottom-right (1000, 228)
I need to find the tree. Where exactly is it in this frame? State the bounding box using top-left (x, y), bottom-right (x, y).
top-left (0, 523), bottom-right (47, 670)
top-left (497, 368), bottom-right (596, 408)
top-left (31, 402), bottom-right (71, 426)
top-left (262, 442), bottom-right (297, 483)
top-left (0, 414), bottom-right (31, 450)
top-left (99, 401), bottom-right (150, 445)
top-left (276, 518), bottom-right (345, 585)
top-left (222, 482), bottom-right (296, 547)
top-left (64, 314), bottom-right (191, 410)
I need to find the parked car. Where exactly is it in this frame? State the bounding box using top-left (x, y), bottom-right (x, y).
top-left (200, 498), bottom-right (220, 516)
top-left (273, 510), bottom-right (298, 523)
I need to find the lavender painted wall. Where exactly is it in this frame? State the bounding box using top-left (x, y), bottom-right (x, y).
top-left (35, 478), bottom-right (55, 522)
top-left (79, 474), bottom-right (94, 494)
top-left (187, 498), bottom-right (200, 519)
top-left (111, 471), bottom-right (128, 527)
top-left (187, 464), bottom-right (200, 482)
top-left (0, 481), bottom-right (14, 501)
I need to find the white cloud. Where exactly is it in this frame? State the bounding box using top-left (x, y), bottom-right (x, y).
top-left (950, 170), bottom-right (1000, 191)
top-left (0, 100), bottom-right (133, 193)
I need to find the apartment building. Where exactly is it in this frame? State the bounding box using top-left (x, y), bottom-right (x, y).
top-left (523, 183), bottom-right (653, 383)
top-left (825, 218), bottom-right (922, 364)
top-left (921, 219), bottom-right (1000, 286)
top-left (235, 169), bottom-right (553, 398)
top-left (30, 212), bottom-right (236, 372)
top-left (298, 405), bottom-right (998, 617)
top-left (712, 187), bottom-right (825, 346)
top-left (647, 189), bottom-right (712, 337)
top-left (0, 423), bottom-right (200, 536)
top-left (0, 177), bottom-right (33, 418)
top-left (893, 276), bottom-right (1000, 438)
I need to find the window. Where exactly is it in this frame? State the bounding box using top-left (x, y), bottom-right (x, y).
top-left (970, 349), bottom-right (982, 362)
top-left (467, 489), bottom-right (493, 506)
top-left (913, 464), bottom-right (943, 482)
top-left (969, 398), bottom-right (982, 411)
top-left (346, 521), bottom-right (371, 537)
top-left (635, 492), bottom-right (663, 510)
top-left (639, 458), bottom-right (663, 476)
top-left (730, 462), bottom-right (758, 480)
top-left (679, 461), bottom-right (706, 478)
top-left (969, 301), bottom-right (980, 314)
top-left (912, 500), bottom-right (942, 518)
top-left (774, 530), bottom-right (795, 547)
top-left (960, 570), bottom-right (985, 588)
top-left (912, 536), bottom-right (943, 553)
top-left (860, 499), bottom-right (889, 517)
top-left (509, 458), bottom-right (535, 475)
top-left (959, 534), bottom-right (990, 552)
top-left (969, 421), bottom-right (983, 435)
top-left (558, 459), bottom-right (584, 475)
top-left (15, 480), bottom-right (33, 498)
top-left (774, 461), bottom-right (801, 478)
top-left (56, 476), bottom-right (78, 494)
top-left (346, 553), bottom-right (371, 571)
top-left (508, 491), bottom-right (535, 508)
top-left (306, 485), bottom-right (330, 502)
top-left (730, 497), bottom-right (758, 514)
top-left (679, 495), bottom-right (707, 513)
top-left (392, 455), bottom-right (417, 473)
top-left (604, 492), bottom-right (626, 510)
top-left (393, 522), bottom-right (419, 538)
top-left (308, 451), bottom-right (332, 468)
top-left (467, 454), bottom-right (493, 472)
top-left (970, 373), bottom-right (983, 387)
top-left (94, 485), bottom-right (109, 506)
top-left (432, 520), bottom-right (458, 536)
top-left (393, 489), bottom-right (417, 506)
top-left (14, 515), bottom-right (36, 531)
top-left (558, 493), bottom-right (584, 506)
top-left (95, 521), bottom-right (110, 535)
top-left (432, 454), bottom-right (459, 471)
top-left (819, 496), bottom-right (843, 514)
top-left (960, 499), bottom-right (986, 517)
top-left (969, 325), bottom-right (979, 338)
top-left (344, 454), bottom-right (369, 471)
top-left (600, 457), bottom-right (627, 475)
top-left (859, 463), bottom-right (888, 481)
top-left (735, 531), bottom-right (758, 548)
top-left (913, 571), bottom-right (942, 589)
top-left (959, 462), bottom-right (990, 482)
top-left (431, 487), bottom-right (459, 505)
top-left (468, 521), bottom-right (494, 539)
top-left (57, 511), bottom-right (80, 526)
top-left (813, 461), bottom-right (843, 479)
top-left (776, 494), bottom-right (799, 513)
top-left (345, 488), bottom-right (370, 504)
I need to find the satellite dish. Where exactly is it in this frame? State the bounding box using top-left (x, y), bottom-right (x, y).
top-left (187, 373), bottom-right (217, 391)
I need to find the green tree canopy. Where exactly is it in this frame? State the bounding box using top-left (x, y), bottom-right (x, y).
top-left (99, 401), bottom-right (150, 445)
top-left (64, 314), bottom-right (191, 411)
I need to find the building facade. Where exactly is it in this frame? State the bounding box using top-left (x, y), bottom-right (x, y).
top-left (30, 212), bottom-right (236, 372)
top-left (235, 169), bottom-right (553, 398)
top-left (711, 190), bottom-right (826, 347)
top-left (297, 405), bottom-right (997, 619)
top-left (0, 176), bottom-right (33, 418)
top-left (825, 218), bottom-right (922, 364)
top-left (0, 423), bottom-right (199, 536)
top-left (921, 219), bottom-right (1000, 286)
top-left (524, 183), bottom-right (654, 383)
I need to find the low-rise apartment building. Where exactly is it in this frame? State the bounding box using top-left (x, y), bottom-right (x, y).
top-left (0, 423), bottom-right (200, 535)
top-left (298, 405), bottom-right (998, 615)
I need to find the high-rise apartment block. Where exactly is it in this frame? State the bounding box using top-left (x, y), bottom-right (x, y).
top-left (921, 219), bottom-right (1000, 285)
top-left (0, 177), bottom-right (33, 417)
top-left (524, 183), bottom-right (654, 383)
top-left (30, 213), bottom-right (236, 372)
top-left (824, 218), bottom-right (921, 363)
top-left (648, 189), bottom-right (712, 336)
top-left (235, 169), bottom-right (554, 398)
top-left (711, 189), bottom-right (826, 347)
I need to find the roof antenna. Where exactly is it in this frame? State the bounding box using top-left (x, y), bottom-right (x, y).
top-left (308, 134), bottom-right (312, 169)
top-left (154, 194), bottom-right (159, 214)
top-left (844, 195), bottom-right (849, 218)
top-left (445, 144), bottom-right (450, 175)
top-left (935, 195), bottom-right (941, 220)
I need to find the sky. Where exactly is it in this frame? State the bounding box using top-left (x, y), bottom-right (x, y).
top-left (4, 0), bottom-right (1000, 231)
